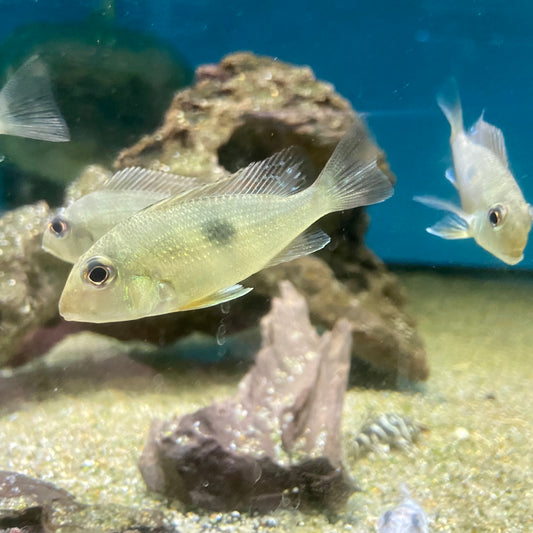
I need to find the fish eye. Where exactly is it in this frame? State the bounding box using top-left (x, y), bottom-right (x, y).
top-left (48, 216), bottom-right (69, 238)
top-left (82, 257), bottom-right (116, 287)
top-left (488, 204), bottom-right (506, 227)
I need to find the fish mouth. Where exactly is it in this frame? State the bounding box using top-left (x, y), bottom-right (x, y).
top-left (495, 251), bottom-right (524, 265)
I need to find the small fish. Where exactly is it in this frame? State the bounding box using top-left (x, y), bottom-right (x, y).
top-left (377, 486), bottom-right (429, 533)
top-left (59, 125), bottom-right (394, 323)
top-left (0, 56), bottom-right (69, 142)
top-left (42, 167), bottom-right (206, 263)
top-left (414, 79), bottom-right (532, 264)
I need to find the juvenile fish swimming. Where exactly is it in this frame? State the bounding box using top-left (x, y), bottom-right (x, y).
top-left (0, 56), bottom-right (69, 142)
top-left (59, 125), bottom-right (394, 323)
top-left (414, 79), bottom-right (532, 264)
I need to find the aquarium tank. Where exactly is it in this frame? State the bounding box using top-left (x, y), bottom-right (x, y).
top-left (0, 1), bottom-right (531, 532)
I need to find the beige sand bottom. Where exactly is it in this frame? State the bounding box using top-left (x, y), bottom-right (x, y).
top-left (0, 268), bottom-right (531, 532)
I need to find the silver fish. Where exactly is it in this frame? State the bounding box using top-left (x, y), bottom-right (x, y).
top-left (414, 79), bottom-right (532, 264)
top-left (59, 125), bottom-right (394, 323)
top-left (377, 486), bottom-right (429, 533)
top-left (0, 56), bottom-right (69, 142)
top-left (42, 167), bottom-right (206, 263)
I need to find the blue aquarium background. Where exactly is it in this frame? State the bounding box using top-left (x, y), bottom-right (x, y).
top-left (1, 0), bottom-right (532, 268)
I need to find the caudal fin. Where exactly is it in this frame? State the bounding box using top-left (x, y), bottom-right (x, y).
top-left (0, 56), bottom-right (70, 142)
top-left (313, 122), bottom-right (394, 212)
top-left (436, 77), bottom-right (464, 139)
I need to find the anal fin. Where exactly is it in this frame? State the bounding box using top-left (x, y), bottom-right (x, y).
top-left (179, 284), bottom-right (253, 311)
top-left (264, 228), bottom-right (331, 269)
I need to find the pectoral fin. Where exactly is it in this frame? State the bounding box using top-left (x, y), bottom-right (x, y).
top-left (179, 284), bottom-right (253, 311)
top-left (414, 195), bottom-right (471, 239)
top-left (427, 214), bottom-right (470, 239)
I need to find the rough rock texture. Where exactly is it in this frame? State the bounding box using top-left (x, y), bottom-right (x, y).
top-left (0, 203), bottom-right (70, 366)
top-left (251, 256), bottom-right (428, 382)
top-left (1, 51), bottom-right (427, 383)
top-left (139, 281), bottom-right (355, 513)
top-left (0, 470), bottom-right (170, 533)
top-left (0, 470), bottom-right (79, 532)
top-left (114, 52), bottom-right (366, 180)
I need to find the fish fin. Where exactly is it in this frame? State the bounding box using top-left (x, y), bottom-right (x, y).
top-left (264, 228), bottom-right (331, 269)
top-left (0, 56), bottom-right (70, 142)
top-left (179, 284), bottom-right (253, 311)
top-left (445, 167), bottom-right (457, 187)
top-left (103, 167), bottom-right (205, 195)
top-left (436, 77), bottom-right (464, 139)
top-left (228, 146), bottom-right (312, 196)
top-left (313, 123), bottom-right (394, 212)
top-left (468, 113), bottom-right (508, 167)
top-left (427, 214), bottom-right (470, 239)
top-left (414, 195), bottom-right (471, 238)
top-left (413, 194), bottom-right (467, 217)
top-left (151, 147), bottom-right (309, 211)
top-left (529, 204), bottom-right (533, 220)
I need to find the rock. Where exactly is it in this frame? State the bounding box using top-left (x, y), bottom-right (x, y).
top-left (138, 281), bottom-right (355, 513)
top-left (0, 470), bottom-right (172, 532)
top-left (251, 256), bottom-right (428, 383)
top-left (0, 202), bottom-right (70, 367)
top-left (114, 52), bottom-right (367, 180)
top-left (0, 470), bottom-right (79, 531)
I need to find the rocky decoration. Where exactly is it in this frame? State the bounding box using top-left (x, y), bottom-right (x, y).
top-left (0, 470), bottom-right (79, 531)
top-left (0, 470), bottom-right (171, 532)
top-left (0, 203), bottom-right (71, 367)
top-left (139, 281), bottom-right (355, 513)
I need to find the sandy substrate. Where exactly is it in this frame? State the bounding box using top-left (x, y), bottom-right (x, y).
top-left (0, 268), bottom-right (531, 532)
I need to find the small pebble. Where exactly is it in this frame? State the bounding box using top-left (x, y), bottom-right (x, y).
top-left (454, 427), bottom-right (470, 441)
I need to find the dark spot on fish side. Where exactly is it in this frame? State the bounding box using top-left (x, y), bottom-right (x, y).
top-left (202, 219), bottom-right (236, 245)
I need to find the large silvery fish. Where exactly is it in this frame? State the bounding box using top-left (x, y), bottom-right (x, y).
top-left (42, 167), bottom-right (206, 263)
top-left (0, 56), bottom-right (69, 141)
top-left (59, 125), bottom-right (394, 323)
top-left (414, 79), bottom-right (532, 264)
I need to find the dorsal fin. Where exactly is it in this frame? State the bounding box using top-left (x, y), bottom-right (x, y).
top-left (103, 167), bottom-right (205, 195)
top-left (149, 146), bottom-right (310, 211)
top-left (468, 114), bottom-right (508, 167)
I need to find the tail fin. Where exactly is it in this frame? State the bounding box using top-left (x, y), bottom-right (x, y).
top-left (0, 56), bottom-right (70, 142)
top-left (436, 77), bottom-right (464, 140)
top-left (313, 123), bottom-right (394, 213)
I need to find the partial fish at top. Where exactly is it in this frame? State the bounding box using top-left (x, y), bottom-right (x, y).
top-left (59, 124), bottom-right (394, 323)
top-left (0, 56), bottom-right (69, 142)
top-left (414, 78), bottom-right (532, 265)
